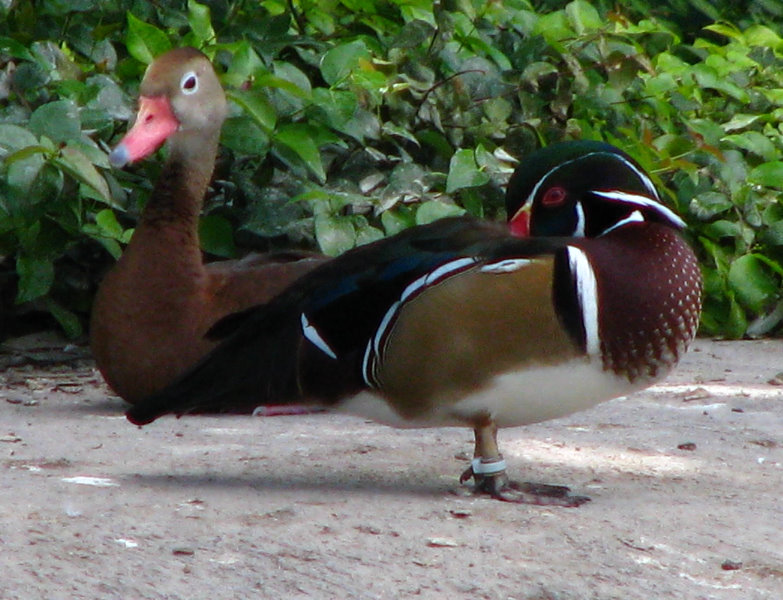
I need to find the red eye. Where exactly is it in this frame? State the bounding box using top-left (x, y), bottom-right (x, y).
top-left (541, 186), bottom-right (566, 207)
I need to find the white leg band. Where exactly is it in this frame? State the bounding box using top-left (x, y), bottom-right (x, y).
top-left (471, 458), bottom-right (507, 476)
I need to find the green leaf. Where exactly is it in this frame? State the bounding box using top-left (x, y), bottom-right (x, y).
top-left (390, 19), bottom-right (434, 49)
top-left (522, 61), bottom-right (559, 87)
top-left (306, 7), bottom-right (336, 35)
top-left (483, 97), bottom-right (512, 124)
top-left (315, 214), bottom-right (355, 256)
top-left (54, 145), bottom-right (114, 206)
top-left (256, 73), bottom-right (312, 102)
top-left (728, 254), bottom-right (779, 313)
top-left (228, 89), bottom-right (277, 132)
top-left (268, 64), bottom-right (313, 99)
top-left (748, 162), bottom-right (783, 189)
top-left (320, 40), bottom-right (371, 86)
top-left (0, 124), bottom-right (38, 151)
top-left (459, 188), bottom-right (484, 218)
top-left (763, 202), bottom-right (783, 227)
top-left (0, 36), bottom-right (35, 61)
top-left (220, 116), bottom-right (270, 156)
top-left (703, 23), bottom-right (743, 41)
top-left (311, 88), bottom-right (375, 141)
top-left (744, 25), bottom-right (783, 49)
top-left (81, 208), bottom-right (126, 260)
top-left (692, 64), bottom-right (749, 103)
top-left (690, 192), bottom-right (732, 220)
top-left (722, 114), bottom-right (762, 132)
top-left (274, 124), bottom-right (326, 183)
top-left (28, 100), bottom-right (81, 144)
top-left (533, 11), bottom-right (574, 50)
top-left (126, 11), bottom-right (171, 64)
top-left (565, 0), bottom-right (602, 34)
top-left (187, 0), bottom-right (215, 45)
top-left (722, 132), bottom-right (778, 162)
top-left (763, 221), bottom-right (783, 247)
top-left (354, 220), bottom-right (384, 247)
top-left (725, 293), bottom-right (748, 339)
top-left (223, 42), bottom-right (265, 87)
top-left (16, 254), bottom-right (54, 303)
top-left (199, 215), bottom-right (237, 258)
top-left (763, 89), bottom-right (783, 106)
top-left (382, 122), bottom-right (420, 147)
top-left (4, 146), bottom-right (46, 196)
top-left (415, 200), bottom-right (465, 225)
top-left (95, 209), bottom-right (125, 240)
top-left (446, 149), bottom-right (490, 193)
top-left (44, 297), bottom-right (83, 339)
top-left (703, 220), bottom-right (740, 240)
top-left (29, 163), bottom-right (64, 207)
top-left (381, 208), bottom-right (415, 236)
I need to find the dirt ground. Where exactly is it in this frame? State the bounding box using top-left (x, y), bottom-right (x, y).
top-left (1, 334), bottom-right (782, 600)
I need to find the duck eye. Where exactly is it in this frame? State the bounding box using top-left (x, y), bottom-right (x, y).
top-left (180, 71), bottom-right (199, 95)
top-left (541, 186), bottom-right (567, 207)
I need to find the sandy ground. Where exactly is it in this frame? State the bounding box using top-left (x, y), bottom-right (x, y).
top-left (0, 335), bottom-right (782, 600)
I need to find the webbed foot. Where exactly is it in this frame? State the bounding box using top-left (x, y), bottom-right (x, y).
top-left (460, 462), bottom-right (590, 507)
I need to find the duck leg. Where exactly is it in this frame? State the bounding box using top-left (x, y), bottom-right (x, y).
top-left (459, 420), bottom-right (590, 507)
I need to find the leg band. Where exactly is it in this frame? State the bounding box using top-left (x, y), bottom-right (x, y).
top-left (471, 457), bottom-right (507, 476)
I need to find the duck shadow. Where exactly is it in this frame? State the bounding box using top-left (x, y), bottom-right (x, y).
top-left (35, 395), bottom-right (129, 416)
top-left (121, 467), bottom-right (461, 499)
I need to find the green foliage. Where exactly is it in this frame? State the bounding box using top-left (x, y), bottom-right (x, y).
top-left (1, 0), bottom-right (783, 339)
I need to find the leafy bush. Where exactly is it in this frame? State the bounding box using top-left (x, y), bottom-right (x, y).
top-left (1, 0), bottom-right (782, 339)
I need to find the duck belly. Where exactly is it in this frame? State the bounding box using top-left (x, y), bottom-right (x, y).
top-left (338, 359), bottom-right (655, 429)
top-left (448, 359), bottom-right (651, 427)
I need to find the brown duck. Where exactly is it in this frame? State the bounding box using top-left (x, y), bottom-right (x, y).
top-left (91, 47), bottom-right (325, 404)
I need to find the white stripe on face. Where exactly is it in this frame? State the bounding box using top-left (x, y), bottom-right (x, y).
top-left (590, 190), bottom-right (685, 229)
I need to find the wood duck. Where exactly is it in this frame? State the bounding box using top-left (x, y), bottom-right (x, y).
top-left (90, 48), bottom-right (326, 404)
top-left (126, 141), bottom-right (703, 505)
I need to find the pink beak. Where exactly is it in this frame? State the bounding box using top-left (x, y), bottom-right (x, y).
top-left (109, 95), bottom-right (179, 167)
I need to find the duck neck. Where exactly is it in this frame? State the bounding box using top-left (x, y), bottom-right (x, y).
top-left (137, 130), bottom-right (220, 235)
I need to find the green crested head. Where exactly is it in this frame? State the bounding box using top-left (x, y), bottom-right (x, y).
top-left (505, 141), bottom-right (684, 238)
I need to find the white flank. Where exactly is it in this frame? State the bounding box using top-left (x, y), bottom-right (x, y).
top-left (300, 313), bottom-right (337, 359)
top-left (567, 246), bottom-right (600, 356)
top-left (591, 190), bottom-right (685, 229)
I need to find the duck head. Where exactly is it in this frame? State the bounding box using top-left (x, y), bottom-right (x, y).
top-left (109, 47), bottom-right (227, 167)
top-left (506, 140), bottom-right (685, 238)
